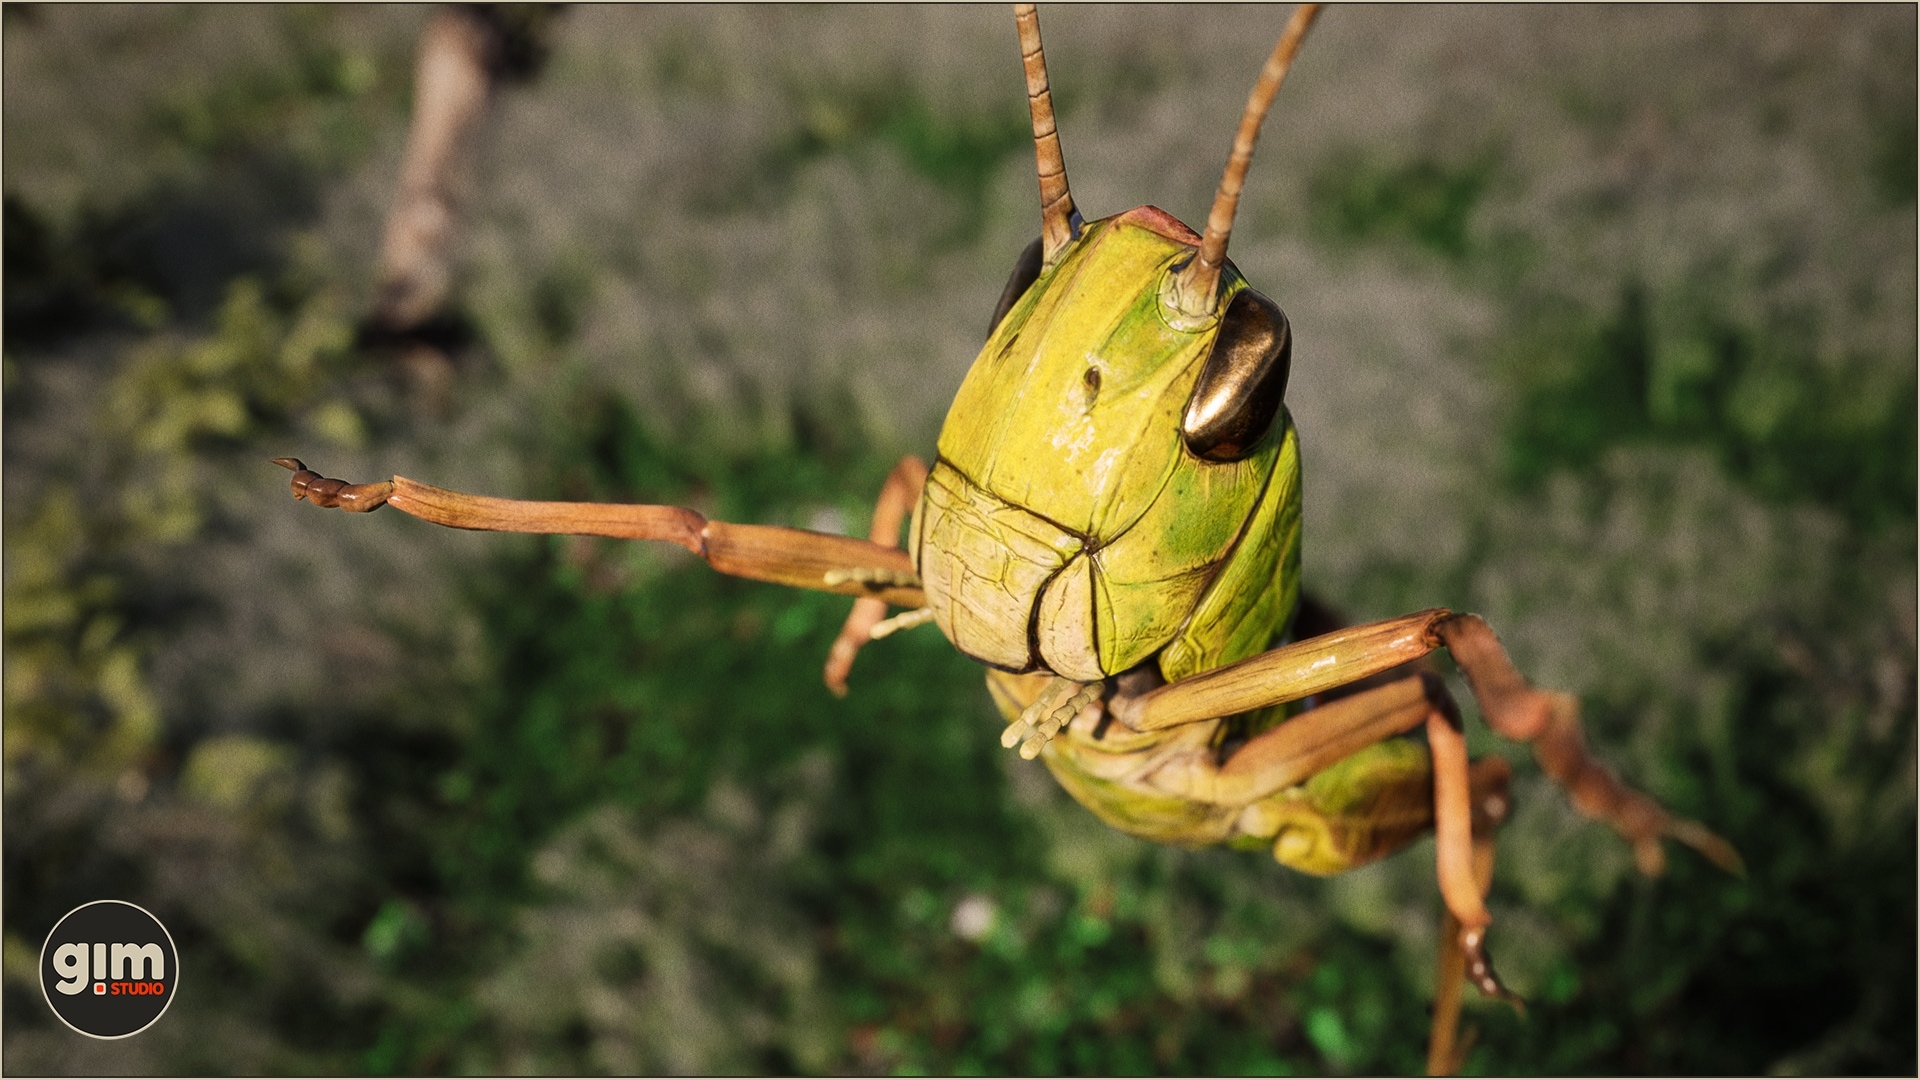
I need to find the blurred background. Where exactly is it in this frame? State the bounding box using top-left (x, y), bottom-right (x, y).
top-left (3, 4), bottom-right (1913, 1074)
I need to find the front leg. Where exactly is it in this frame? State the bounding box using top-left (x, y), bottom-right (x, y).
top-left (273, 459), bottom-right (926, 606)
top-left (822, 455), bottom-right (929, 696)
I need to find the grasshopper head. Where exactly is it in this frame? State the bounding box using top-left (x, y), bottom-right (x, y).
top-left (913, 5), bottom-right (1317, 682)
top-left (917, 207), bottom-right (1294, 682)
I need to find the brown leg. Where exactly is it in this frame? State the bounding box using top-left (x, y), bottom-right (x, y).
top-left (1115, 607), bottom-right (1739, 877)
top-left (1113, 609), bottom-right (1454, 732)
top-left (1427, 757), bottom-right (1512, 1076)
top-left (1104, 613), bottom-right (1542, 1059)
top-left (1428, 713), bottom-right (1523, 1011)
top-left (272, 459), bottom-right (925, 607)
top-left (1427, 905), bottom-right (1469, 1077)
top-left (823, 456), bottom-right (929, 696)
top-left (1292, 592), bottom-right (1451, 708)
top-left (1146, 673), bottom-right (1445, 808)
top-left (1429, 712), bottom-right (1490, 940)
top-left (1133, 664), bottom-right (1526, 1061)
top-left (1437, 614), bottom-right (1743, 876)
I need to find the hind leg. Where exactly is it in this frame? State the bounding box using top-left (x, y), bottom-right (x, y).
top-left (1113, 608), bottom-right (1740, 876)
top-left (1129, 669), bottom-right (1524, 1009)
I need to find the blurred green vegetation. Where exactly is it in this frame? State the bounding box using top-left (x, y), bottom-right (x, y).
top-left (4, 6), bottom-right (1914, 1076)
top-left (1312, 153), bottom-right (1495, 262)
top-left (1499, 282), bottom-right (1917, 532)
top-left (790, 85), bottom-right (1027, 199)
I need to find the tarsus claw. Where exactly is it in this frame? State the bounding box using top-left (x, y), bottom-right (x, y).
top-left (1461, 927), bottom-right (1526, 1017)
top-left (273, 458), bottom-right (394, 512)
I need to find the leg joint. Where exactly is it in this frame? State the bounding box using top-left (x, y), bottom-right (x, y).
top-left (1418, 670), bottom-right (1463, 731)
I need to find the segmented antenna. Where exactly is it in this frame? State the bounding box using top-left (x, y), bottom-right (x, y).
top-left (1167, 3), bottom-right (1323, 320)
top-left (1015, 4), bottom-right (1079, 263)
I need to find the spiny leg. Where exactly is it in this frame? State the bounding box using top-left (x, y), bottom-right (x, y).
top-left (1427, 710), bottom-right (1523, 1013)
top-left (1435, 614), bottom-right (1743, 876)
top-left (273, 459), bottom-right (925, 607)
top-left (1111, 606), bottom-right (1734, 1054)
top-left (1114, 607), bottom-right (1738, 876)
top-left (1117, 666), bottom-right (1527, 1063)
top-left (1148, 673), bottom-right (1445, 820)
top-left (1140, 669), bottom-right (1523, 1004)
top-left (823, 455), bottom-right (929, 696)
top-left (1112, 609), bottom-right (1455, 733)
top-left (1427, 758), bottom-right (1508, 1076)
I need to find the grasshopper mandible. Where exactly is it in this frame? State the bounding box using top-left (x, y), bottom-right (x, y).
top-left (276, 5), bottom-right (1740, 1069)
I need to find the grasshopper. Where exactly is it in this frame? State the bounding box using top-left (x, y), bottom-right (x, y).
top-left (276, 5), bottom-right (1739, 1069)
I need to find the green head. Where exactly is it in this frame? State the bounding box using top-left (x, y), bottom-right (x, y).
top-left (910, 6), bottom-right (1317, 685)
top-left (914, 206), bottom-right (1300, 684)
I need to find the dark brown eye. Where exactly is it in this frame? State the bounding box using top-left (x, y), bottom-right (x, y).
top-left (987, 236), bottom-right (1045, 338)
top-left (1181, 287), bottom-right (1291, 462)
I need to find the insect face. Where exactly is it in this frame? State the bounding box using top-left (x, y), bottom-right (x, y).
top-left (914, 205), bottom-right (1300, 684)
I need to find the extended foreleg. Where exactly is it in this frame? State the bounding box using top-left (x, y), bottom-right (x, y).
top-left (273, 459), bottom-right (925, 607)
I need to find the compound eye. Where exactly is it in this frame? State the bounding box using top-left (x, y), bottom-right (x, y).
top-left (987, 236), bottom-right (1045, 338)
top-left (1181, 287), bottom-right (1292, 462)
